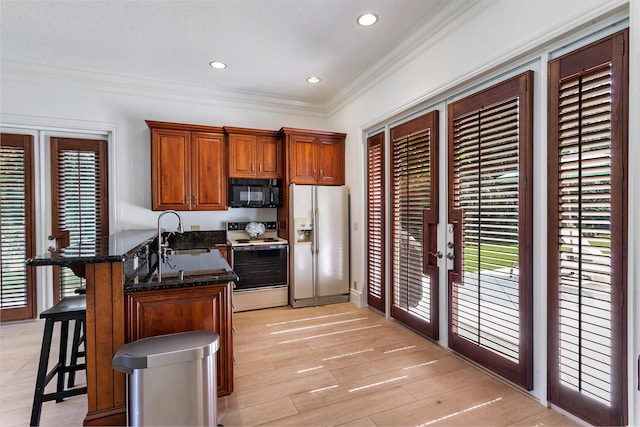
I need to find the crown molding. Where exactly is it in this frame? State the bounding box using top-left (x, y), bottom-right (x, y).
top-left (326, 0), bottom-right (629, 117)
top-left (325, 0), bottom-right (487, 115)
top-left (0, 59), bottom-right (328, 117)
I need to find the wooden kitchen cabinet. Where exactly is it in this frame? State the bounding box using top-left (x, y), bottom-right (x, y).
top-left (147, 121), bottom-right (227, 211)
top-left (277, 127), bottom-right (346, 239)
top-left (125, 282), bottom-right (234, 396)
top-left (225, 126), bottom-right (282, 179)
top-left (217, 244), bottom-right (231, 264)
top-left (281, 127), bottom-right (346, 185)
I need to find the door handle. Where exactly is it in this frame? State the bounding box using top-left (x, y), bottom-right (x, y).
top-left (446, 252), bottom-right (455, 260)
top-left (428, 251), bottom-right (443, 259)
top-left (48, 229), bottom-right (70, 251)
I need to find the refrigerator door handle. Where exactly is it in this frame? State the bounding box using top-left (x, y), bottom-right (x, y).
top-left (312, 187), bottom-right (319, 296)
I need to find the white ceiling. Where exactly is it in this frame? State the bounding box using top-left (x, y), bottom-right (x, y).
top-left (1, 0), bottom-right (475, 108)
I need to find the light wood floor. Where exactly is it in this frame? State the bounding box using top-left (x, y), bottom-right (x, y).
top-left (1, 302), bottom-right (578, 426)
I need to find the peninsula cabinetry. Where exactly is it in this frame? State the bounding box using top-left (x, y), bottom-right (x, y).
top-left (125, 283), bottom-right (233, 396)
top-left (282, 127), bottom-right (346, 185)
top-left (147, 120), bottom-right (226, 211)
top-left (225, 127), bottom-right (282, 179)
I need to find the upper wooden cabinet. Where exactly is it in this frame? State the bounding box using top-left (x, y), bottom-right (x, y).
top-left (281, 128), bottom-right (346, 185)
top-left (225, 127), bottom-right (282, 179)
top-left (147, 121), bottom-right (227, 211)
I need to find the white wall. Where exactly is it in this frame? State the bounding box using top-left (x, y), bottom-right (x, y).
top-left (328, 0), bottom-right (637, 423)
top-left (1, 76), bottom-right (333, 229)
top-left (0, 71), bottom-right (333, 311)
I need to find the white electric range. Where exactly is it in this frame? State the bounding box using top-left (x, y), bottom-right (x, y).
top-left (227, 222), bottom-right (289, 311)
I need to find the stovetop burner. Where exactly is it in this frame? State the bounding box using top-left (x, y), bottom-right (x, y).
top-left (227, 221), bottom-right (288, 247)
top-left (233, 237), bottom-right (279, 244)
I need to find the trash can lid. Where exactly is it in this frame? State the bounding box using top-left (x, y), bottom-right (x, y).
top-left (112, 330), bottom-right (220, 373)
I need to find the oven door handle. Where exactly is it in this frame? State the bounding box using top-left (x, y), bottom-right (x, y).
top-left (231, 244), bottom-right (286, 251)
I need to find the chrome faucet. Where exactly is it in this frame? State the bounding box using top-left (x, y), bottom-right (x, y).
top-left (157, 210), bottom-right (184, 280)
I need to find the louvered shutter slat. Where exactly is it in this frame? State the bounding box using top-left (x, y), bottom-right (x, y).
top-left (451, 93), bottom-right (523, 365)
top-left (391, 121), bottom-right (434, 326)
top-left (366, 133), bottom-right (385, 311)
top-left (555, 64), bottom-right (616, 407)
top-left (53, 139), bottom-right (107, 298)
top-left (1, 137), bottom-right (35, 319)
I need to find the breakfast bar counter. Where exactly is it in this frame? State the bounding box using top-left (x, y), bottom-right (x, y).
top-left (26, 229), bottom-right (237, 426)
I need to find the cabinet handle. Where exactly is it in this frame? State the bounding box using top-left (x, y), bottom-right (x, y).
top-left (184, 196), bottom-right (188, 205)
top-left (313, 168), bottom-right (316, 178)
top-left (251, 163), bottom-right (255, 172)
top-left (320, 169), bottom-right (323, 178)
top-left (259, 164), bottom-right (263, 173)
top-left (192, 195), bottom-right (197, 204)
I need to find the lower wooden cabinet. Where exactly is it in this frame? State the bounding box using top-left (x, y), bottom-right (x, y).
top-left (125, 283), bottom-right (233, 396)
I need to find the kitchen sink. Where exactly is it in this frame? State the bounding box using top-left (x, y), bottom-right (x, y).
top-left (168, 248), bottom-right (211, 256)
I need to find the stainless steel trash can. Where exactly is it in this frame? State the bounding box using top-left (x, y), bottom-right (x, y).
top-left (112, 330), bottom-right (220, 426)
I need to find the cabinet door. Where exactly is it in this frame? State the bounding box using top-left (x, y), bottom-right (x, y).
top-left (126, 284), bottom-right (233, 396)
top-left (228, 134), bottom-right (257, 178)
top-left (151, 129), bottom-right (191, 210)
top-left (192, 132), bottom-right (227, 210)
top-left (256, 135), bottom-right (282, 178)
top-left (289, 134), bottom-right (318, 184)
top-left (317, 136), bottom-right (345, 185)
top-left (217, 245), bottom-right (231, 264)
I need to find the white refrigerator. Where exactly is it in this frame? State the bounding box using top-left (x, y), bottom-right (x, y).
top-left (289, 184), bottom-right (349, 307)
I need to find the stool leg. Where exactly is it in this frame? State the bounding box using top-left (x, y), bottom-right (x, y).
top-left (30, 319), bottom-right (54, 427)
top-left (68, 319), bottom-right (82, 388)
top-left (55, 320), bottom-right (70, 403)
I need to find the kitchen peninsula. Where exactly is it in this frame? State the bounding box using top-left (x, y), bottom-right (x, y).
top-left (26, 229), bottom-right (236, 426)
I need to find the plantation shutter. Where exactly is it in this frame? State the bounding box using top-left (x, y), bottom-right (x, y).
top-left (0, 134), bottom-right (36, 322)
top-left (390, 110), bottom-right (439, 339)
top-left (448, 71), bottom-right (533, 389)
top-left (51, 138), bottom-right (108, 299)
top-left (547, 29), bottom-right (628, 426)
top-left (366, 132), bottom-right (385, 312)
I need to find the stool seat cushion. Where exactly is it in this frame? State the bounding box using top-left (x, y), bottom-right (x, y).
top-left (40, 296), bottom-right (86, 319)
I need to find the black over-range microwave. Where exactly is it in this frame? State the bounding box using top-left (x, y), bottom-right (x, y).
top-left (228, 178), bottom-right (282, 208)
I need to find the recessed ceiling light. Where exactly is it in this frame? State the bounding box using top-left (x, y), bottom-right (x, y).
top-left (209, 61), bottom-right (227, 69)
top-left (357, 13), bottom-right (378, 27)
top-left (306, 76), bottom-right (321, 84)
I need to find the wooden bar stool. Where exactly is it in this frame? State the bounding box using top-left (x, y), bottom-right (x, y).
top-left (30, 295), bottom-right (87, 427)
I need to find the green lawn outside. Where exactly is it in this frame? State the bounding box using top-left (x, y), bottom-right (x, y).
top-left (463, 243), bottom-right (518, 272)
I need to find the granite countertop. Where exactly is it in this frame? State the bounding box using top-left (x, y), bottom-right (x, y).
top-left (124, 248), bottom-right (238, 292)
top-left (25, 229), bottom-right (158, 266)
top-left (26, 228), bottom-right (237, 292)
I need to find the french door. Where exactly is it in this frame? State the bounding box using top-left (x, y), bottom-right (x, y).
top-left (366, 132), bottom-right (385, 313)
top-left (447, 72), bottom-right (534, 389)
top-left (50, 137), bottom-right (109, 302)
top-left (0, 134), bottom-right (36, 322)
top-left (389, 111), bottom-right (439, 340)
top-left (547, 29), bottom-right (628, 426)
